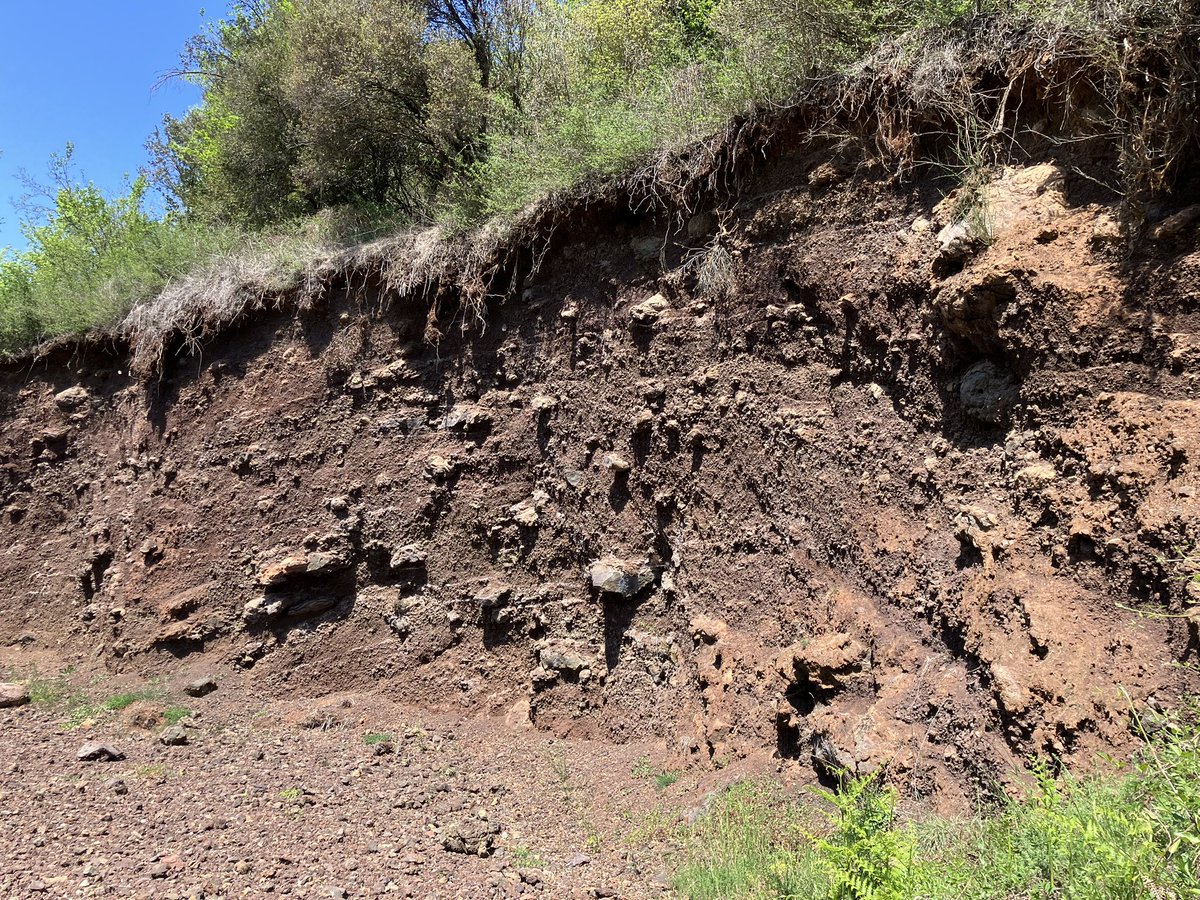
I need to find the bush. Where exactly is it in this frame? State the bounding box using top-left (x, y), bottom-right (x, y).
top-left (0, 148), bottom-right (244, 352)
top-left (673, 706), bottom-right (1200, 899)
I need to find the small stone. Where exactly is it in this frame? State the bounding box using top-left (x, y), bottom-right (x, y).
top-left (77, 742), bottom-right (124, 762)
top-left (567, 853), bottom-right (591, 868)
top-left (184, 676), bottom-right (217, 698)
top-left (539, 645), bottom-right (590, 674)
top-left (54, 385), bottom-right (91, 411)
top-left (150, 863), bottom-right (169, 879)
top-left (0, 683), bottom-right (30, 708)
top-left (426, 455), bottom-right (454, 478)
top-left (389, 544), bottom-right (427, 570)
top-left (105, 777), bottom-right (128, 795)
top-left (601, 453), bottom-right (631, 474)
top-left (159, 725), bottom-right (189, 746)
top-left (588, 555), bottom-right (657, 598)
top-left (630, 294), bottom-right (670, 326)
top-left (512, 505), bottom-right (540, 526)
top-left (235, 860), bottom-right (252, 875)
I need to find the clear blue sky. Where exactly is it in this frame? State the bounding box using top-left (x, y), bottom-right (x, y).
top-left (0, 3), bottom-right (232, 252)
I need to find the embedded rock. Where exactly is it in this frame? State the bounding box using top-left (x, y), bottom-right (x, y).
top-left (777, 633), bottom-right (868, 693)
top-left (588, 556), bottom-right (657, 598)
top-left (960, 361), bottom-right (1018, 423)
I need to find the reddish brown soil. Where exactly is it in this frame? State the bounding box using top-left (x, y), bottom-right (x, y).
top-left (1, 148), bottom-right (1199, 897)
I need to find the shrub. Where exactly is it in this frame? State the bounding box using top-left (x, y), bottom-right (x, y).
top-left (0, 147), bottom-right (243, 352)
top-left (673, 706), bottom-right (1200, 899)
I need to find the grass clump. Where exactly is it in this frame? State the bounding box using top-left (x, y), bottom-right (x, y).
top-left (672, 781), bottom-right (826, 899)
top-left (163, 706), bottom-right (192, 726)
top-left (674, 706), bottom-right (1200, 899)
top-left (363, 731), bottom-right (393, 745)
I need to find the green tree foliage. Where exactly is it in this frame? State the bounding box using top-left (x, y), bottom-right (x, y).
top-left (0, 147), bottom-right (238, 351)
top-left (5, 0), bottom-right (1197, 352)
top-left (149, 0), bottom-right (488, 225)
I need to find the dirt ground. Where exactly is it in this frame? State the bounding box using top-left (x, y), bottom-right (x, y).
top-left (1, 143), bottom-right (1199, 897)
top-left (1, 650), bottom-right (718, 899)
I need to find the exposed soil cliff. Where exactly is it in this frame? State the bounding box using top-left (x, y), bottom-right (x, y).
top-left (2, 136), bottom-right (1198, 828)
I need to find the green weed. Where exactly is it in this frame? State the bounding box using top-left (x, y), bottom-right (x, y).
top-left (673, 706), bottom-right (1200, 899)
top-left (162, 706), bottom-right (192, 726)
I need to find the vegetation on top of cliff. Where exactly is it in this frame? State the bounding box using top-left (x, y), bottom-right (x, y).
top-left (1, 0), bottom-right (1197, 356)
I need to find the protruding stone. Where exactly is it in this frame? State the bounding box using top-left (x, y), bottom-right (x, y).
top-left (258, 555), bottom-right (308, 587)
top-left (777, 633), bottom-right (868, 692)
top-left (77, 742), bottom-right (125, 762)
top-left (960, 361), bottom-right (1018, 423)
top-left (54, 386), bottom-right (91, 412)
top-left (258, 551), bottom-right (350, 587)
top-left (539, 644), bottom-right (590, 674)
top-left (159, 725), bottom-right (189, 747)
top-left (0, 683), bottom-right (30, 708)
top-left (588, 556), bottom-right (657, 598)
top-left (630, 294), bottom-right (670, 325)
top-left (184, 676), bottom-right (217, 698)
top-left (389, 544), bottom-right (427, 570)
top-left (601, 453), bottom-right (631, 474)
top-left (443, 406), bottom-right (492, 431)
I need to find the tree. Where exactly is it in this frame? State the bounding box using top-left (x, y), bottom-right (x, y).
top-left (149, 0), bottom-right (490, 224)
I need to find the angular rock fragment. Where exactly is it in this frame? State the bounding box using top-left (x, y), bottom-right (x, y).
top-left (0, 683), bottom-right (30, 708)
top-left (441, 818), bottom-right (500, 856)
top-left (77, 742), bottom-right (125, 762)
top-left (184, 676), bottom-right (217, 697)
top-left (443, 406), bottom-right (492, 431)
top-left (630, 294), bottom-right (670, 326)
top-left (159, 725), bottom-right (189, 746)
top-left (539, 643), bottom-right (590, 675)
top-left (258, 551), bottom-right (351, 587)
top-left (588, 556), bottom-right (657, 598)
top-left (960, 360), bottom-right (1018, 423)
top-left (777, 633), bottom-right (868, 693)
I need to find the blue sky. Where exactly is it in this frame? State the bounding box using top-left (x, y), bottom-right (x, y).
top-left (0, 3), bottom-right (232, 252)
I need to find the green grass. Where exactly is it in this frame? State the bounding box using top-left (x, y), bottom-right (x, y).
top-left (509, 846), bottom-right (548, 868)
top-left (4, 669), bottom-right (184, 730)
top-left (655, 771), bottom-right (682, 792)
top-left (673, 706), bottom-right (1200, 900)
top-left (163, 706), bottom-right (192, 726)
top-left (363, 731), bottom-right (393, 745)
top-left (633, 757), bottom-right (681, 792)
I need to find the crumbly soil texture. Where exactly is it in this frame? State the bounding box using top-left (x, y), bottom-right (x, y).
top-left (2, 138), bottom-right (1200, 898)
